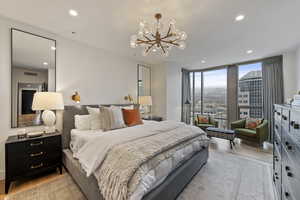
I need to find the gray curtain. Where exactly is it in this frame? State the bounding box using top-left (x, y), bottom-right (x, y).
top-left (262, 56), bottom-right (284, 142)
top-left (227, 65), bottom-right (239, 127)
top-left (181, 68), bottom-right (191, 124)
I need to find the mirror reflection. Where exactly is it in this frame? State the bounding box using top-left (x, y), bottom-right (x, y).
top-left (11, 29), bottom-right (56, 128)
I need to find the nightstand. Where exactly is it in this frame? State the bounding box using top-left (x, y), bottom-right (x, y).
top-left (142, 116), bottom-right (163, 122)
top-left (5, 131), bottom-right (62, 193)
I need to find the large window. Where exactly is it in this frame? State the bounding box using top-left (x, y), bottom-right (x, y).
top-left (190, 68), bottom-right (227, 128)
top-left (238, 62), bottom-right (263, 119)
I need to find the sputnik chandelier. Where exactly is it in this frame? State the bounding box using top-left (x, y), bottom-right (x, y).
top-left (130, 13), bottom-right (187, 57)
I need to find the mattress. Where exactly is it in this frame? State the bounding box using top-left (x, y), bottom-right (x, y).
top-left (69, 125), bottom-right (209, 200)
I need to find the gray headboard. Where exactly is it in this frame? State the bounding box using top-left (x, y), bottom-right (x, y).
top-left (62, 104), bottom-right (138, 149)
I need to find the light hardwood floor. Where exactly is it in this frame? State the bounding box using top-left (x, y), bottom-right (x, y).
top-left (0, 138), bottom-right (273, 199)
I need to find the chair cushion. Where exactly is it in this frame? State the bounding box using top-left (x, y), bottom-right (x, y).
top-left (245, 118), bottom-right (263, 130)
top-left (197, 115), bottom-right (209, 124)
top-left (235, 128), bottom-right (257, 137)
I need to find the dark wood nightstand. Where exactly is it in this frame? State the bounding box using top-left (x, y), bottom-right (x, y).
top-left (5, 131), bottom-right (62, 193)
top-left (142, 116), bottom-right (163, 122)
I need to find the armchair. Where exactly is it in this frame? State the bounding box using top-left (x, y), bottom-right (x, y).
top-left (194, 115), bottom-right (218, 131)
top-left (230, 119), bottom-right (268, 146)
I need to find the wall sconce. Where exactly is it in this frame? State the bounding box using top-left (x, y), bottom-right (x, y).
top-left (71, 91), bottom-right (80, 103)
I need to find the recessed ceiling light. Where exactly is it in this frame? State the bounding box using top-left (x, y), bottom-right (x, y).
top-left (43, 62), bottom-right (49, 66)
top-left (247, 50), bottom-right (253, 54)
top-left (235, 15), bottom-right (245, 21)
top-left (69, 9), bottom-right (78, 17)
top-left (201, 60), bottom-right (206, 64)
top-left (51, 46), bottom-right (56, 51)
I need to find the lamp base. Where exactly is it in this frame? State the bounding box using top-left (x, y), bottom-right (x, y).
top-left (42, 110), bottom-right (56, 132)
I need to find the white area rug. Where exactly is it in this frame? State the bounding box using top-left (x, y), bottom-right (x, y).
top-left (5, 151), bottom-right (275, 200)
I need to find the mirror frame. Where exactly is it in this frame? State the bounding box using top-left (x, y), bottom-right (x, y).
top-left (137, 64), bottom-right (151, 104)
top-left (10, 28), bottom-right (57, 128)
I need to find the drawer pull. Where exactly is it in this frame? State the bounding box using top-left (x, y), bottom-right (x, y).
top-left (275, 125), bottom-right (279, 130)
top-left (294, 123), bottom-right (300, 129)
top-left (277, 112), bottom-right (281, 116)
top-left (291, 121), bottom-right (295, 126)
top-left (275, 176), bottom-right (279, 180)
top-left (30, 152), bottom-right (44, 157)
top-left (285, 142), bottom-right (293, 150)
top-left (274, 140), bottom-right (279, 145)
top-left (274, 172), bottom-right (278, 176)
top-left (30, 163), bottom-right (43, 169)
top-left (285, 166), bottom-right (290, 171)
top-left (287, 172), bottom-right (293, 177)
top-left (282, 115), bottom-right (287, 121)
top-left (285, 192), bottom-right (290, 197)
top-left (30, 141), bottom-right (43, 146)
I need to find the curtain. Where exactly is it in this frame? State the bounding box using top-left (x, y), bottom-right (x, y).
top-left (227, 65), bottom-right (238, 127)
top-left (262, 56), bottom-right (284, 142)
top-left (181, 68), bottom-right (191, 124)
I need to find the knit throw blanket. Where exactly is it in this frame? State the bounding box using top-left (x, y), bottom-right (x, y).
top-left (94, 123), bottom-right (208, 200)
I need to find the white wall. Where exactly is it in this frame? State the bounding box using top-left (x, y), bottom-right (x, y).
top-left (151, 64), bottom-right (167, 119)
top-left (296, 47), bottom-right (300, 90)
top-left (283, 50), bottom-right (298, 100)
top-left (165, 62), bottom-right (182, 121)
top-left (0, 16), bottom-right (140, 179)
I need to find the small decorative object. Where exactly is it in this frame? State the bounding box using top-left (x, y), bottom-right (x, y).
top-left (71, 91), bottom-right (81, 103)
top-left (124, 94), bottom-right (134, 103)
top-left (130, 13), bottom-right (187, 57)
top-left (139, 96), bottom-right (152, 117)
top-left (32, 92), bottom-right (64, 133)
top-left (27, 131), bottom-right (44, 138)
top-left (17, 129), bottom-right (27, 139)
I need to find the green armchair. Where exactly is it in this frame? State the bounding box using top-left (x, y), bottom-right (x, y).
top-left (194, 115), bottom-right (218, 131)
top-left (230, 119), bottom-right (268, 146)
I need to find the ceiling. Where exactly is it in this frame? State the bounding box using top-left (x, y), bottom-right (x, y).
top-left (12, 29), bottom-right (55, 70)
top-left (1, 0), bottom-right (300, 69)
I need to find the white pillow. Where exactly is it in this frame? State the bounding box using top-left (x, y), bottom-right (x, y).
top-left (110, 106), bottom-right (126, 129)
top-left (74, 115), bottom-right (91, 130)
top-left (86, 107), bottom-right (102, 130)
top-left (122, 105), bottom-right (134, 110)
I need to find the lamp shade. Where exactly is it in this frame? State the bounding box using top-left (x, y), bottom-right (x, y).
top-left (32, 92), bottom-right (64, 111)
top-left (139, 96), bottom-right (152, 106)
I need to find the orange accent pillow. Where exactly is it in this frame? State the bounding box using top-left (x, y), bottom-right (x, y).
top-left (197, 115), bottom-right (209, 124)
top-left (245, 118), bottom-right (262, 130)
top-left (122, 108), bottom-right (143, 127)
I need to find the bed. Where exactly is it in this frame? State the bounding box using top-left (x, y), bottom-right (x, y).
top-left (62, 104), bottom-right (209, 200)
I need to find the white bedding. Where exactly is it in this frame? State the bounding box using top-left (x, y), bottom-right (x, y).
top-left (72, 120), bottom-right (209, 200)
top-left (70, 120), bottom-right (158, 156)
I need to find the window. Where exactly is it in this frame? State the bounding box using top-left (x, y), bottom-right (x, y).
top-left (190, 68), bottom-right (227, 128)
top-left (238, 62), bottom-right (263, 119)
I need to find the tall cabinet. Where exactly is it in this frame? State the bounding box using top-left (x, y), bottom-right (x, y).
top-left (273, 104), bottom-right (300, 200)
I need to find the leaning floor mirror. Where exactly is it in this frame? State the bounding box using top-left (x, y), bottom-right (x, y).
top-left (11, 29), bottom-right (56, 128)
top-left (137, 64), bottom-right (151, 116)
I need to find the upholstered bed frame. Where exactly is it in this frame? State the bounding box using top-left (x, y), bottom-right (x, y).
top-left (61, 105), bottom-right (209, 200)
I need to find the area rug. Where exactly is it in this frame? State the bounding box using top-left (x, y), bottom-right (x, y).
top-left (5, 151), bottom-right (275, 200)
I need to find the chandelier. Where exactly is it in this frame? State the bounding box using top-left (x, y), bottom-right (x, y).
top-left (130, 13), bottom-right (187, 57)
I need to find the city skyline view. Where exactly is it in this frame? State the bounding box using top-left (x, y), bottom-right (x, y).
top-left (190, 62), bottom-right (263, 128)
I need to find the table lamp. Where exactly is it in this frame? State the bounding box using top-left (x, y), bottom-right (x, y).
top-left (32, 92), bottom-right (64, 131)
top-left (139, 96), bottom-right (152, 117)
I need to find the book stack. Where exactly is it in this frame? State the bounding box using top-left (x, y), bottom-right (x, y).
top-left (292, 95), bottom-right (300, 106)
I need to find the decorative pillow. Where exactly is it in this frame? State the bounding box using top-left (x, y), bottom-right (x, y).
top-left (74, 115), bottom-right (91, 130)
top-left (245, 118), bottom-right (262, 130)
top-left (86, 107), bottom-right (102, 130)
top-left (197, 115), bottom-right (209, 124)
top-left (122, 108), bottom-right (143, 127)
top-left (99, 106), bottom-right (126, 131)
